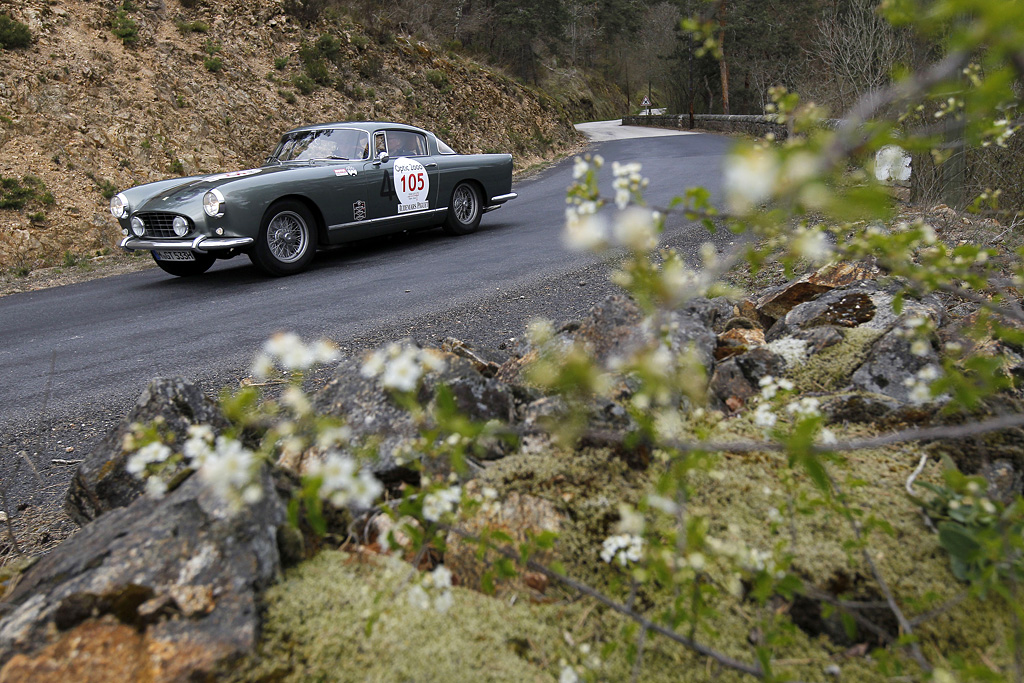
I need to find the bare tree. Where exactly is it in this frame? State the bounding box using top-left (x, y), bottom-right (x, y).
top-left (807, 0), bottom-right (913, 112)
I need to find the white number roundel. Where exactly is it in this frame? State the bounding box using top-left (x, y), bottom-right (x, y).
top-left (393, 157), bottom-right (430, 213)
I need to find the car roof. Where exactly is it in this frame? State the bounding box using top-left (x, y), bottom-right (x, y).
top-left (281, 122), bottom-right (431, 137)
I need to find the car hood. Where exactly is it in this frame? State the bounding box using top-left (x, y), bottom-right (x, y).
top-left (133, 165), bottom-right (306, 209)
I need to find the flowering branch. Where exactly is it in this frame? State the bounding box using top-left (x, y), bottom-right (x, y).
top-left (442, 523), bottom-right (774, 680)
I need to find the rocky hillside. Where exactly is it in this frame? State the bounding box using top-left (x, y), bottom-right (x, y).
top-left (0, 0), bottom-right (582, 271)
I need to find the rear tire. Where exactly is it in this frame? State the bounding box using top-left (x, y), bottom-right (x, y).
top-left (152, 252), bottom-right (216, 277)
top-left (251, 200), bottom-right (317, 276)
top-left (442, 182), bottom-right (482, 236)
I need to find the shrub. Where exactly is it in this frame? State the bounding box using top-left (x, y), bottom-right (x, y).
top-left (174, 20), bottom-right (209, 35)
top-left (292, 74), bottom-right (316, 95)
top-left (0, 14), bottom-right (31, 49)
top-left (204, 56), bottom-right (223, 72)
top-left (0, 175), bottom-right (50, 210)
top-left (425, 69), bottom-right (451, 93)
top-left (278, 89), bottom-right (297, 104)
top-left (357, 55), bottom-right (382, 80)
top-left (111, 10), bottom-right (139, 46)
top-left (282, 0), bottom-right (328, 24)
top-left (274, 55), bottom-right (289, 70)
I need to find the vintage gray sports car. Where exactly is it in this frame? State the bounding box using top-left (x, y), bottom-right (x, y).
top-left (111, 122), bottom-right (517, 276)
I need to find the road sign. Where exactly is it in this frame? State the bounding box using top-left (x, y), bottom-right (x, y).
top-left (641, 96), bottom-right (651, 107)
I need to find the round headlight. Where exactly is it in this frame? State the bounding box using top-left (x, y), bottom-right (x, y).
top-left (110, 193), bottom-right (129, 219)
top-left (131, 216), bottom-right (145, 237)
top-left (203, 189), bottom-right (225, 217)
top-left (172, 216), bottom-right (189, 237)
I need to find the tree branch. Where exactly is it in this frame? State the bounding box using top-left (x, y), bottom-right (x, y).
top-left (444, 523), bottom-right (769, 679)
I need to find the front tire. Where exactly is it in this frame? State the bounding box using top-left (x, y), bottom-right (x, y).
top-left (442, 182), bottom-right (482, 236)
top-left (251, 200), bottom-right (317, 276)
top-left (152, 252), bottom-right (216, 277)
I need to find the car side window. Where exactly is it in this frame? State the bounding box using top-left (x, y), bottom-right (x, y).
top-left (435, 138), bottom-right (457, 155)
top-left (385, 131), bottom-right (428, 157)
top-left (374, 132), bottom-right (387, 158)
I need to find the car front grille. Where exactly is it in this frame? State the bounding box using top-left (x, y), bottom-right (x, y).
top-left (136, 212), bottom-right (192, 238)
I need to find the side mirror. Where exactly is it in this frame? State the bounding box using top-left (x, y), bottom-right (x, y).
top-left (375, 151), bottom-right (389, 165)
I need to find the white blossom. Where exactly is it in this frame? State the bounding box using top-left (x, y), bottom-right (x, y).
top-left (381, 351), bottom-right (422, 391)
top-left (559, 665), bottom-right (580, 683)
top-left (127, 441), bottom-right (172, 476)
top-left (724, 148), bottom-right (778, 213)
top-left (422, 485), bottom-right (461, 522)
top-left (753, 403), bottom-right (777, 428)
top-left (316, 425), bottom-right (353, 449)
top-left (793, 226), bottom-right (833, 264)
top-left (874, 145), bottom-right (912, 182)
top-left (199, 436), bottom-right (257, 502)
top-left (361, 342), bottom-right (446, 392)
top-left (145, 476), bottom-right (168, 498)
top-left (573, 157), bottom-right (587, 179)
top-left (255, 333), bottom-right (340, 376)
top-left (250, 353), bottom-right (275, 380)
top-left (613, 207), bottom-right (659, 251)
top-left (786, 397), bottom-right (821, 418)
top-left (600, 533), bottom-right (644, 566)
top-left (281, 386), bottom-right (312, 416)
top-left (910, 339), bottom-right (931, 357)
top-left (564, 210), bottom-right (609, 251)
top-left (312, 452), bottom-right (383, 508)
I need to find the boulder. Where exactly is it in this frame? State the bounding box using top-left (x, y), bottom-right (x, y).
top-left (754, 261), bottom-right (878, 320)
top-left (679, 296), bottom-right (736, 333)
top-left (312, 350), bottom-right (521, 479)
top-left (714, 326), bottom-right (766, 361)
top-left (850, 328), bottom-right (942, 402)
top-left (708, 347), bottom-right (787, 412)
top-left (64, 377), bottom-right (229, 526)
top-left (0, 466), bottom-right (289, 681)
top-left (766, 282), bottom-right (947, 341)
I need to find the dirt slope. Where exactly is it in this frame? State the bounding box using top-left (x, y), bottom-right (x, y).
top-left (0, 0), bottom-right (582, 271)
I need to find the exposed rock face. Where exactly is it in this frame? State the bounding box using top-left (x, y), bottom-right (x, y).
top-left (64, 377), bottom-right (228, 526)
top-left (0, 466), bottom-right (289, 681)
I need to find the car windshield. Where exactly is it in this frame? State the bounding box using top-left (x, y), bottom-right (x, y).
top-left (270, 128), bottom-right (370, 162)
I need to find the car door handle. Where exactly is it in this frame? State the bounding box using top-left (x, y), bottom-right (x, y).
top-left (424, 163), bottom-right (438, 169)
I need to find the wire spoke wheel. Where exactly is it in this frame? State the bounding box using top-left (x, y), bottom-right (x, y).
top-left (267, 211), bottom-right (308, 263)
top-left (443, 182), bottom-right (482, 236)
top-left (251, 200), bottom-right (317, 276)
top-left (453, 185), bottom-right (476, 223)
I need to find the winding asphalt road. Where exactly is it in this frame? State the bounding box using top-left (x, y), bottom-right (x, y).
top-left (0, 122), bottom-right (734, 510)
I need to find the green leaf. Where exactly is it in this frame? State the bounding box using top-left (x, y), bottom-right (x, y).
top-left (938, 521), bottom-right (981, 563)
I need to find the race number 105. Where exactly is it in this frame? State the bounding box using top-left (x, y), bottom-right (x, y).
top-left (399, 172), bottom-right (426, 194)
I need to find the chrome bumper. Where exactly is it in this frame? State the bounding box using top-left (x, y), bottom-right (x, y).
top-left (483, 192), bottom-right (518, 214)
top-left (120, 235), bottom-right (255, 253)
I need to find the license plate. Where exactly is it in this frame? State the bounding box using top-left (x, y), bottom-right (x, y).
top-left (154, 250), bottom-right (195, 262)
